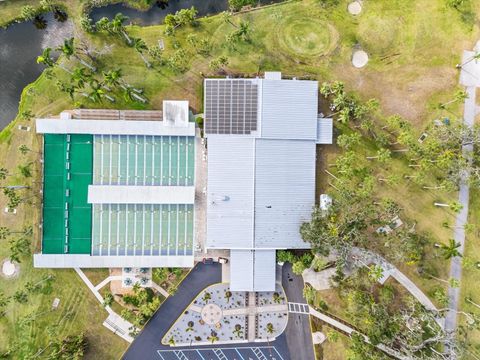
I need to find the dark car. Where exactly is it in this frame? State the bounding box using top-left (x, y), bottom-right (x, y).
top-left (202, 258), bottom-right (214, 264)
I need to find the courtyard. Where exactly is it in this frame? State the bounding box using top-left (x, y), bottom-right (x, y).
top-left (163, 283), bottom-right (288, 346)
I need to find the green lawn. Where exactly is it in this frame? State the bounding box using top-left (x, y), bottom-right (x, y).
top-left (0, 0), bottom-right (480, 356)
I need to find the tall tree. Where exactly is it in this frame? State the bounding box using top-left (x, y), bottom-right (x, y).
top-left (132, 38), bottom-right (151, 68)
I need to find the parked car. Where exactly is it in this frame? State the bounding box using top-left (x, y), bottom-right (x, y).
top-left (202, 258), bottom-right (214, 264)
top-left (218, 257), bottom-right (229, 264)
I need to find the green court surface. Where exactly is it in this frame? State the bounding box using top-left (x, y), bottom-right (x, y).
top-left (42, 134), bottom-right (93, 254)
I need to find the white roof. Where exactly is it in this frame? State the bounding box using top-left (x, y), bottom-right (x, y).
top-left (254, 139), bottom-right (315, 248)
top-left (260, 79), bottom-right (318, 140)
top-left (87, 185), bottom-right (195, 204)
top-left (206, 137), bottom-right (315, 249)
top-left (206, 135), bottom-right (255, 249)
top-left (230, 249), bottom-right (276, 291)
top-left (36, 118), bottom-right (195, 136)
top-left (33, 254), bottom-right (194, 268)
top-left (316, 118), bottom-right (333, 144)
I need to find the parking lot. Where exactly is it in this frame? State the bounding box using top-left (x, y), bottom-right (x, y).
top-left (157, 346), bottom-right (285, 360)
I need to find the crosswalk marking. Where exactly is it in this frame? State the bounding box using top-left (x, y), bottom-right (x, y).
top-left (288, 302), bottom-right (310, 314)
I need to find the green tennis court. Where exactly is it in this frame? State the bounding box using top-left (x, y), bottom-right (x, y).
top-left (42, 134), bottom-right (93, 254)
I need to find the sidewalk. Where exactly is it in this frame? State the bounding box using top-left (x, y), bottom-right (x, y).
top-left (74, 268), bottom-right (135, 343)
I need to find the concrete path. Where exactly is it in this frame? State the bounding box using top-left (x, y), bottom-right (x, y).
top-left (309, 306), bottom-right (409, 360)
top-left (150, 281), bottom-right (170, 298)
top-left (350, 247), bottom-right (439, 313)
top-left (74, 268), bottom-right (135, 343)
top-left (95, 275), bottom-right (122, 291)
top-left (445, 48), bottom-right (477, 338)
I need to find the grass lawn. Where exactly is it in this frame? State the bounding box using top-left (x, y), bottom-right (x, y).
top-left (0, 0), bottom-right (479, 356)
top-left (311, 316), bottom-right (349, 359)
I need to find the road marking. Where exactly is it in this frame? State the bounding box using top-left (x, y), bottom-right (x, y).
top-left (196, 349), bottom-right (207, 360)
top-left (213, 348), bottom-right (228, 360)
top-left (235, 349), bottom-right (246, 360)
top-left (157, 346), bottom-right (285, 360)
top-left (156, 350), bottom-right (167, 360)
top-left (288, 302), bottom-right (309, 314)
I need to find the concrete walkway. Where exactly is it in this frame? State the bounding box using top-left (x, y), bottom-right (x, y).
top-left (95, 275), bottom-right (122, 291)
top-left (309, 306), bottom-right (409, 360)
top-left (150, 281), bottom-right (170, 298)
top-left (349, 247), bottom-right (438, 311)
top-left (445, 48), bottom-right (477, 338)
top-left (74, 268), bottom-right (135, 343)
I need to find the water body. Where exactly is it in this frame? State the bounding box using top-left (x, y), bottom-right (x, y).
top-left (90, 0), bottom-right (229, 26)
top-left (0, 13), bottom-right (73, 130)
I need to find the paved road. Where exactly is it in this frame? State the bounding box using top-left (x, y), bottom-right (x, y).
top-left (123, 263), bottom-right (292, 360)
top-left (282, 263), bottom-right (315, 360)
top-left (123, 263), bottom-right (222, 359)
top-left (445, 53), bottom-right (476, 337)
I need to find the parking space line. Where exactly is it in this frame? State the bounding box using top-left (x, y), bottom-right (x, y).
top-left (234, 349), bottom-right (246, 360)
top-left (157, 350), bottom-right (167, 360)
top-left (196, 349), bottom-right (207, 360)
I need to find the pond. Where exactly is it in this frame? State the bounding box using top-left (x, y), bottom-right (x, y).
top-left (89, 0), bottom-right (229, 26)
top-left (0, 12), bottom-right (73, 130)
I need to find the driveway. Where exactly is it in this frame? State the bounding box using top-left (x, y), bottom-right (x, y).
top-left (282, 263), bottom-right (315, 360)
top-left (123, 263), bottom-right (292, 360)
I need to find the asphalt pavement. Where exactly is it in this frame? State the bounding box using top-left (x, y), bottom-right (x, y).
top-left (282, 263), bottom-right (315, 360)
top-left (123, 262), bottom-right (314, 360)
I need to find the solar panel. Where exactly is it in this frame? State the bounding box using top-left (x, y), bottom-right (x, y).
top-left (204, 79), bottom-right (258, 135)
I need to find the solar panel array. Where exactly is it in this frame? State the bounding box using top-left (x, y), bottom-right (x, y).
top-left (205, 79), bottom-right (258, 135)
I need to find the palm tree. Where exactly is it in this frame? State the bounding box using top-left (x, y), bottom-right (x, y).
top-left (103, 69), bottom-right (123, 89)
top-left (95, 17), bottom-right (113, 34)
top-left (438, 90), bottom-right (469, 109)
top-left (56, 81), bottom-right (76, 100)
top-left (202, 291), bottom-right (211, 302)
top-left (56, 38), bottom-right (96, 71)
top-left (266, 323), bottom-right (275, 335)
top-left (221, 11), bottom-right (237, 28)
top-left (449, 201), bottom-right (463, 213)
top-left (236, 21), bottom-right (252, 42)
top-left (87, 81), bottom-right (105, 103)
top-left (132, 38), bottom-right (151, 68)
top-left (457, 52), bottom-right (480, 68)
top-left (224, 290), bottom-right (232, 303)
top-left (233, 324), bottom-right (243, 337)
top-left (111, 13), bottom-right (132, 45)
top-left (366, 148), bottom-right (391, 163)
top-left (37, 48), bottom-right (55, 67)
top-left (123, 86), bottom-right (147, 104)
top-left (273, 292), bottom-right (283, 304)
top-left (440, 239), bottom-right (462, 259)
top-left (37, 47), bottom-right (72, 74)
top-left (207, 331), bottom-right (219, 343)
top-left (71, 67), bottom-right (91, 89)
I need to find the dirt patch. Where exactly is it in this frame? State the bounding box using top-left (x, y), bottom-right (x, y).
top-left (334, 65), bottom-right (457, 125)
